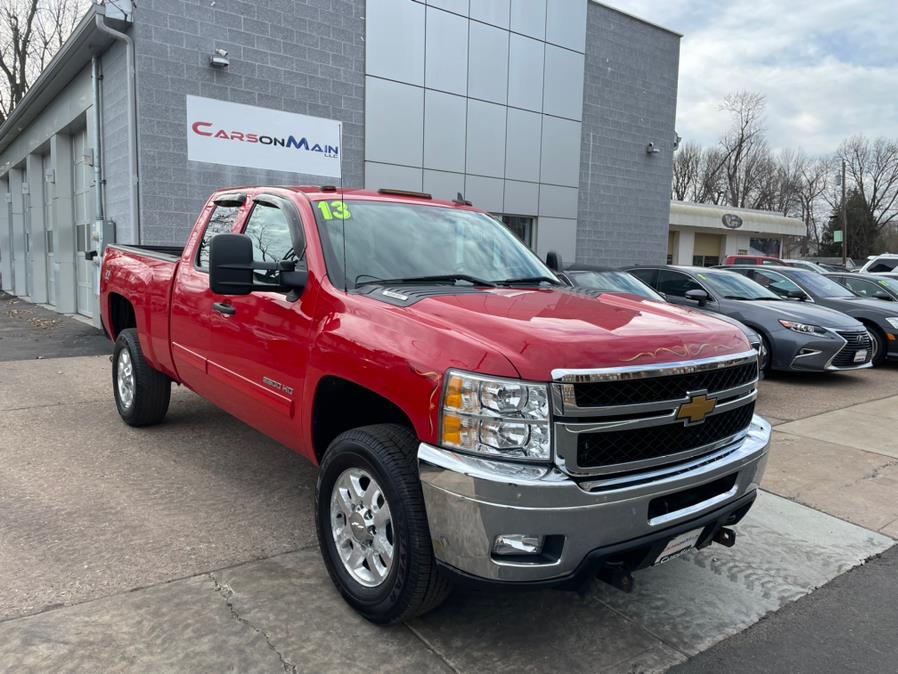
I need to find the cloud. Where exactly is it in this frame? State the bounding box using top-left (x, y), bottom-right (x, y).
top-left (599, 0), bottom-right (898, 155)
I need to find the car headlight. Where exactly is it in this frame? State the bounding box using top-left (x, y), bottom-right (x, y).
top-left (885, 317), bottom-right (898, 330)
top-left (441, 370), bottom-right (551, 462)
top-left (778, 320), bottom-right (827, 335)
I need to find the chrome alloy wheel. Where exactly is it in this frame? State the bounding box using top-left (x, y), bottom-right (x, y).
top-left (117, 349), bottom-right (135, 409)
top-left (330, 468), bottom-right (394, 587)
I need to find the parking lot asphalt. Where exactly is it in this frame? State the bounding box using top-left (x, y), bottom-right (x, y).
top-left (1, 305), bottom-right (897, 672)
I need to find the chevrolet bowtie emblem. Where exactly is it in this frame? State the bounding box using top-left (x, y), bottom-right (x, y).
top-left (677, 392), bottom-right (717, 425)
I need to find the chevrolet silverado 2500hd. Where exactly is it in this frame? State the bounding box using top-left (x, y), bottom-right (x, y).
top-left (100, 187), bottom-right (771, 623)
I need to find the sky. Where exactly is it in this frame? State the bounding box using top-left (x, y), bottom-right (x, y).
top-left (600, 0), bottom-right (898, 155)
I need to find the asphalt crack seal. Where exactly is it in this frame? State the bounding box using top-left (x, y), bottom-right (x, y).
top-left (208, 572), bottom-right (297, 674)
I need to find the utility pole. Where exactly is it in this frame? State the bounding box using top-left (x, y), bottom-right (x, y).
top-left (841, 159), bottom-right (847, 266)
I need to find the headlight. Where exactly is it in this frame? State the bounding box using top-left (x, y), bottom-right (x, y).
top-left (441, 370), bottom-right (550, 462)
top-left (885, 317), bottom-right (898, 330)
top-left (778, 320), bottom-right (827, 335)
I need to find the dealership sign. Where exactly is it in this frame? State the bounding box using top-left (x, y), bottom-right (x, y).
top-left (721, 213), bottom-right (743, 229)
top-left (186, 95), bottom-right (342, 178)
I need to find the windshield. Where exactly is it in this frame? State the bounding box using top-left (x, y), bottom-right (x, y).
top-left (695, 270), bottom-right (779, 300)
top-left (312, 199), bottom-right (556, 288)
top-left (874, 277), bottom-right (898, 295)
top-left (788, 269), bottom-right (856, 297)
top-left (567, 270), bottom-right (663, 300)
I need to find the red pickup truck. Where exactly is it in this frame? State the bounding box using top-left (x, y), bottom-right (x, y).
top-left (100, 186), bottom-right (770, 623)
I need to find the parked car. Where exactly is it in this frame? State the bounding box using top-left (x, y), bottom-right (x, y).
top-left (826, 272), bottom-right (898, 302)
top-left (724, 255), bottom-right (785, 266)
top-left (721, 265), bottom-right (898, 365)
top-left (782, 259), bottom-right (828, 273)
top-left (99, 186), bottom-right (770, 623)
top-left (860, 254), bottom-right (898, 274)
top-left (558, 264), bottom-right (767, 370)
top-left (626, 265), bottom-right (873, 373)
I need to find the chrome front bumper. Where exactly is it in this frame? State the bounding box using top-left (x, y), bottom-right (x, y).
top-left (418, 415), bottom-right (771, 583)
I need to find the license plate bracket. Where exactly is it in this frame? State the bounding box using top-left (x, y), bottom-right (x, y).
top-left (653, 528), bottom-right (702, 566)
top-left (853, 349), bottom-right (868, 363)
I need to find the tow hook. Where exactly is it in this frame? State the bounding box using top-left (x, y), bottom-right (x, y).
top-left (596, 563), bottom-right (634, 594)
top-left (713, 526), bottom-right (736, 548)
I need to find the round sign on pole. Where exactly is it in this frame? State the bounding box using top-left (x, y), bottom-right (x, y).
top-left (722, 214), bottom-right (743, 229)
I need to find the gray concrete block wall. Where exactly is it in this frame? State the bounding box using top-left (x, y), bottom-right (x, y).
top-left (576, 3), bottom-right (680, 266)
top-left (101, 41), bottom-right (134, 244)
top-left (133, 0), bottom-right (366, 246)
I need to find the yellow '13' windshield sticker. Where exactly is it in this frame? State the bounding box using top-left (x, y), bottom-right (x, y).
top-left (317, 201), bottom-right (351, 220)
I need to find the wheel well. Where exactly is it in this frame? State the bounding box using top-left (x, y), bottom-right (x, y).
top-left (312, 377), bottom-right (415, 462)
top-left (108, 293), bottom-right (136, 340)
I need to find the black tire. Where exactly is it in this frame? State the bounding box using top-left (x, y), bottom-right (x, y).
top-left (112, 328), bottom-right (171, 426)
top-left (315, 424), bottom-right (450, 624)
top-left (758, 333), bottom-right (772, 376)
top-left (868, 326), bottom-right (887, 366)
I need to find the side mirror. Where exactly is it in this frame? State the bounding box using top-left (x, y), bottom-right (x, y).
top-left (785, 289), bottom-right (806, 301)
top-left (873, 291), bottom-right (893, 301)
top-left (210, 233), bottom-right (254, 295)
top-left (545, 250), bottom-right (563, 272)
top-left (209, 233), bottom-right (308, 298)
top-left (685, 288), bottom-right (710, 305)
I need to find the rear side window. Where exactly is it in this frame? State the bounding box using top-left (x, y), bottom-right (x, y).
top-left (657, 270), bottom-right (703, 297)
top-left (628, 268), bottom-right (658, 288)
top-left (196, 205), bottom-right (241, 270)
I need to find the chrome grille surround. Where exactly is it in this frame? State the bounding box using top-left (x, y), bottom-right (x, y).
top-left (551, 351), bottom-right (759, 477)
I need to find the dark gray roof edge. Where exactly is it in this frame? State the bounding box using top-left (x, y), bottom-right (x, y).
top-left (588, 0), bottom-right (683, 38)
top-left (0, 5), bottom-right (129, 156)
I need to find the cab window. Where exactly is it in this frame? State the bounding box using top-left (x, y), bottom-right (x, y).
top-left (242, 202), bottom-right (300, 285)
top-left (657, 270), bottom-right (703, 297)
top-left (750, 269), bottom-right (803, 298)
top-left (196, 205), bottom-right (241, 271)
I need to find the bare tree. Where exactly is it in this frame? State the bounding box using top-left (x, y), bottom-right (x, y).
top-left (719, 91), bottom-right (768, 208)
top-left (838, 135), bottom-right (898, 235)
top-left (0, 0), bottom-right (84, 124)
top-left (672, 141), bottom-right (701, 201)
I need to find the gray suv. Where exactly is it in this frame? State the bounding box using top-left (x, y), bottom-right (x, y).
top-left (627, 265), bottom-right (872, 373)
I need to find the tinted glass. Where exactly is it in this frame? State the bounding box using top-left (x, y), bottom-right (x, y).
top-left (242, 203), bottom-right (299, 285)
top-left (628, 268), bottom-right (658, 288)
top-left (568, 270), bottom-right (663, 300)
top-left (787, 269), bottom-right (855, 297)
top-left (845, 278), bottom-right (878, 297)
top-left (868, 258), bottom-right (898, 273)
top-left (312, 200), bottom-right (553, 289)
top-left (750, 269), bottom-right (805, 298)
top-left (657, 270), bottom-right (703, 297)
top-left (695, 269), bottom-right (779, 300)
top-left (197, 205), bottom-right (240, 270)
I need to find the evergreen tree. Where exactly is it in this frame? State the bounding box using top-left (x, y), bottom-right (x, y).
top-left (819, 189), bottom-right (878, 258)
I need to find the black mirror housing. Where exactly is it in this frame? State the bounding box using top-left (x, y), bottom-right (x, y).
top-left (685, 288), bottom-right (710, 305)
top-left (785, 289), bottom-right (806, 300)
top-left (209, 233), bottom-right (255, 295)
top-left (546, 251), bottom-right (563, 272)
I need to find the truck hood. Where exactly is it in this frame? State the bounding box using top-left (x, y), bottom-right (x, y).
top-left (398, 288), bottom-right (749, 380)
top-left (748, 300), bottom-right (863, 329)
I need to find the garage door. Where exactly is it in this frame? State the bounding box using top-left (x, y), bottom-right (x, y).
top-left (693, 233), bottom-right (723, 267)
top-left (72, 129), bottom-right (95, 318)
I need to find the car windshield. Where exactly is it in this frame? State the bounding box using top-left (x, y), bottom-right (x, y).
top-left (567, 270), bottom-right (663, 300)
top-left (312, 199), bottom-right (557, 289)
top-left (694, 270), bottom-right (779, 300)
top-left (875, 277), bottom-right (898, 295)
top-left (788, 269), bottom-right (856, 297)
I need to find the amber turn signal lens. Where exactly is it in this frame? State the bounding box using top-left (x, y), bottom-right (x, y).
top-left (444, 375), bottom-right (464, 410)
top-left (442, 413), bottom-right (463, 445)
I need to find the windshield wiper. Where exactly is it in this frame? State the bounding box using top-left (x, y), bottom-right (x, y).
top-left (494, 276), bottom-right (562, 287)
top-left (355, 274), bottom-right (497, 288)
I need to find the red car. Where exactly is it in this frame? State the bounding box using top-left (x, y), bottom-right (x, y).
top-left (724, 255), bottom-right (785, 266)
top-left (100, 186), bottom-right (770, 622)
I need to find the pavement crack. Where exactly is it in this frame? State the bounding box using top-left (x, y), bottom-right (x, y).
top-left (208, 572), bottom-right (297, 674)
top-left (405, 623), bottom-right (462, 674)
top-left (861, 458), bottom-right (898, 481)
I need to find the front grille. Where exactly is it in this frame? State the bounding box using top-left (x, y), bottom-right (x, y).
top-left (830, 331), bottom-right (873, 368)
top-left (576, 403), bottom-right (755, 469)
top-left (572, 361), bottom-right (757, 408)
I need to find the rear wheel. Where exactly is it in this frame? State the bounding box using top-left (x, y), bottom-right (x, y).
top-left (113, 328), bottom-right (171, 426)
top-left (315, 424), bottom-right (450, 624)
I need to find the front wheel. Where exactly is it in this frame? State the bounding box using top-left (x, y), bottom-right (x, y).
top-left (868, 326), bottom-right (887, 366)
top-left (315, 424), bottom-right (450, 624)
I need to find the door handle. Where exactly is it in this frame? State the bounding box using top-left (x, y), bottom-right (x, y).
top-left (213, 302), bottom-right (236, 316)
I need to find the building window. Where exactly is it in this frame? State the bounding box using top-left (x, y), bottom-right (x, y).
top-left (500, 215), bottom-right (535, 248)
top-left (692, 255), bottom-right (720, 267)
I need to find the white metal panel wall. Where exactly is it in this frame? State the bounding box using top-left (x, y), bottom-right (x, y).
top-left (364, 0), bottom-right (587, 257)
top-left (72, 129), bottom-right (95, 318)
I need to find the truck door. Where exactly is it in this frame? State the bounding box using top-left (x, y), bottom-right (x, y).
top-left (203, 195), bottom-right (315, 450)
top-left (170, 198), bottom-right (245, 398)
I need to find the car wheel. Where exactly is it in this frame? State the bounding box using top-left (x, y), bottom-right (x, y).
top-left (112, 328), bottom-right (172, 426)
top-left (758, 333), bottom-right (772, 375)
top-left (315, 424), bottom-right (450, 624)
top-left (868, 326), bottom-right (887, 366)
